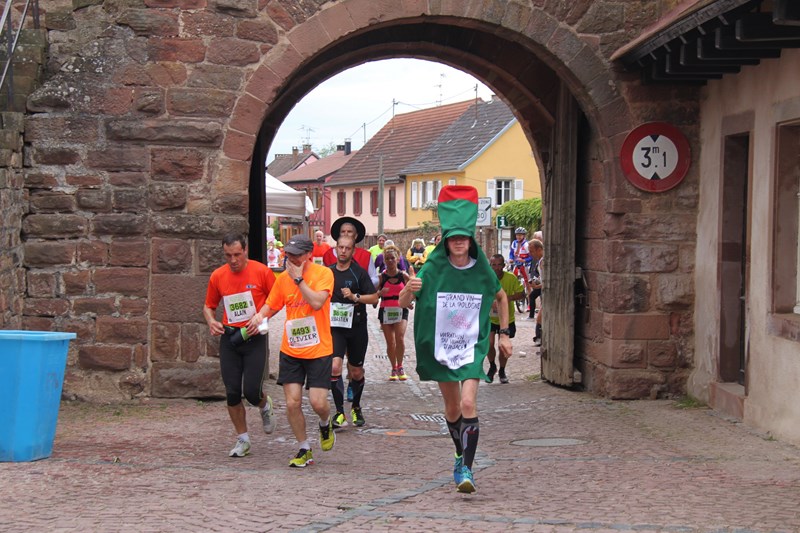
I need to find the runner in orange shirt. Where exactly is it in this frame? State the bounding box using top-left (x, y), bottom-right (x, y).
top-left (264, 234), bottom-right (336, 468)
top-left (203, 233), bottom-right (277, 458)
top-left (311, 230), bottom-right (331, 266)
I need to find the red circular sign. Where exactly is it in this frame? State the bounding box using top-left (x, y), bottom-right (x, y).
top-left (620, 122), bottom-right (691, 192)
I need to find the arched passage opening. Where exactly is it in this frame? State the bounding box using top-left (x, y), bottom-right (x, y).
top-left (236, 14), bottom-right (630, 388)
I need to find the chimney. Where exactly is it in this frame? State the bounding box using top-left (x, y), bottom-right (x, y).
top-left (292, 146), bottom-right (299, 164)
top-left (302, 143), bottom-right (312, 154)
top-left (344, 139), bottom-right (351, 155)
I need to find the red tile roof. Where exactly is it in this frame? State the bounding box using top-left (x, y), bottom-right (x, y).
top-left (267, 151), bottom-right (318, 177)
top-left (327, 100), bottom-right (475, 186)
top-left (280, 149), bottom-right (357, 184)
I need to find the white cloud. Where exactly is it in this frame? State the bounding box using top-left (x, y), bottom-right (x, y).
top-left (267, 58), bottom-right (495, 161)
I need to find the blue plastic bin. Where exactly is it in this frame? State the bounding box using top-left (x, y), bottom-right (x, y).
top-left (0, 330), bottom-right (76, 462)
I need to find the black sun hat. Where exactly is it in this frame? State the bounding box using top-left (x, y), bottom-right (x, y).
top-left (330, 216), bottom-right (366, 243)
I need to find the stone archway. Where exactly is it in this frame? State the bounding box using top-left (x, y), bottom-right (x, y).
top-left (224, 3), bottom-right (643, 393)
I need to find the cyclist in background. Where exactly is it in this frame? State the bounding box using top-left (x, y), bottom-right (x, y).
top-left (508, 227), bottom-right (532, 293)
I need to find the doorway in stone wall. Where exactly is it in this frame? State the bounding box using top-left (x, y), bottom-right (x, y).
top-left (719, 131), bottom-right (751, 388)
top-left (240, 13), bottom-right (616, 388)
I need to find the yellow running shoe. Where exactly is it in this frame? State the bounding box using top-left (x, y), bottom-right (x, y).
top-left (320, 419), bottom-right (336, 451)
top-left (332, 411), bottom-right (348, 429)
top-left (351, 406), bottom-right (366, 427)
top-left (289, 448), bottom-right (313, 468)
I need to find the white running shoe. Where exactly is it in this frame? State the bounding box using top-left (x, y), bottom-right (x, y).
top-left (229, 438), bottom-right (251, 458)
top-left (261, 396), bottom-right (276, 434)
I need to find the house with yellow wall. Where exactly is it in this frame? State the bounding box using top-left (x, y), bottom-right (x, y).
top-left (403, 97), bottom-right (540, 228)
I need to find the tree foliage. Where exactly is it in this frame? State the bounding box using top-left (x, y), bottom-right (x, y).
top-left (496, 197), bottom-right (542, 233)
top-left (315, 142), bottom-right (339, 158)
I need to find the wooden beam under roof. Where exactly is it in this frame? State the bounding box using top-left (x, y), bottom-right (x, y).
top-left (774, 0), bottom-right (800, 26)
top-left (736, 12), bottom-right (800, 40)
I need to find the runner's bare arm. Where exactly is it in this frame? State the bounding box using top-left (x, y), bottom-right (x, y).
top-left (203, 305), bottom-right (223, 336)
top-left (298, 282), bottom-right (329, 310)
top-left (398, 270), bottom-right (420, 308)
top-left (495, 288), bottom-right (512, 357)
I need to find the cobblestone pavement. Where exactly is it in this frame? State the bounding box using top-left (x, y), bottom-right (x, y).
top-left (2, 309), bottom-right (800, 532)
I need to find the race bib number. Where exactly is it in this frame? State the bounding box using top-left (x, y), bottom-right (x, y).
top-left (285, 316), bottom-right (320, 349)
top-left (330, 302), bottom-right (355, 328)
top-left (383, 306), bottom-right (402, 324)
top-left (312, 256), bottom-right (324, 265)
top-left (489, 302), bottom-right (499, 318)
top-left (434, 292), bottom-right (481, 369)
top-left (223, 291), bottom-right (256, 324)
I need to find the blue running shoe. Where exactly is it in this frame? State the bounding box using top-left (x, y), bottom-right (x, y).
top-left (457, 465), bottom-right (476, 493)
top-left (453, 454), bottom-right (464, 484)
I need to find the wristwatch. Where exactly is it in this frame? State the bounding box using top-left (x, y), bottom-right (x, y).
top-left (354, 293), bottom-right (360, 301)
top-left (498, 328), bottom-right (511, 336)
top-left (293, 277), bottom-right (303, 285)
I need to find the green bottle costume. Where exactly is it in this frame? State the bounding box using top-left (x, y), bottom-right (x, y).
top-left (412, 186), bottom-right (501, 383)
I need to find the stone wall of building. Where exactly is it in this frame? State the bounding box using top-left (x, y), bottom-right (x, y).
top-left (14, 0), bottom-right (699, 400)
top-left (0, 112), bottom-right (25, 330)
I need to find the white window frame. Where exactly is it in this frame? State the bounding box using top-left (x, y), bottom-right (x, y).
top-left (494, 178), bottom-right (513, 206)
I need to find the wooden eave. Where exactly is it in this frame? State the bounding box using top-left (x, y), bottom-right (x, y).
top-left (613, 0), bottom-right (800, 84)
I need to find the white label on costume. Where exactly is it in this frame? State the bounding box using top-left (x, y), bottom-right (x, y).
top-left (312, 256), bottom-right (323, 265)
top-left (434, 292), bottom-right (481, 369)
top-left (285, 316), bottom-right (320, 348)
top-left (223, 291), bottom-right (256, 323)
top-left (330, 302), bottom-right (355, 328)
top-left (383, 307), bottom-right (402, 324)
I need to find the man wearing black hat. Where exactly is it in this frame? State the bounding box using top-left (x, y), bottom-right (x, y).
top-left (322, 217), bottom-right (379, 287)
top-left (264, 234), bottom-right (336, 468)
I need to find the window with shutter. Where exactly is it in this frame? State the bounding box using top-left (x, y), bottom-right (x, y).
top-left (411, 182), bottom-right (418, 209)
top-left (337, 191), bottom-right (346, 215)
top-left (487, 179), bottom-right (496, 207)
top-left (515, 179), bottom-right (524, 200)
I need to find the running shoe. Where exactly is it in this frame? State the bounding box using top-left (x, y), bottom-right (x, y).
top-left (389, 368), bottom-right (398, 381)
top-left (533, 337), bottom-right (542, 347)
top-left (228, 438), bottom-right (250, 458)
top-left (261, 395), bottom-right (276, 434)
top-left (351, 406), bottom-right (365, 427)
top-left (289, 448), bottom-right (314, 468)
top-left (346, 381), bottom-right (354, 402)
top-left (453, 454), bottom-right (464, 484)
top-left (320, 420), bottom-right (336, 451)
top-left (499, 369), bottom-right (509, 384)
top-left (396, 366), bottom-right (408, 381)
top-left (486, 362), bottom-right (497, 383)
top-left (332, 411), bottom-right (348, 429)
top-left (457, 465), bottom-right (476, 493)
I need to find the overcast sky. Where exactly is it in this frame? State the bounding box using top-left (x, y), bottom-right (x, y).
top-left (266, 59), bottom-right (496, 162)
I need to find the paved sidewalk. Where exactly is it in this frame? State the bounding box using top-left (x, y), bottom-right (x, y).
top-left (2, 310), bottom-right (800, 532)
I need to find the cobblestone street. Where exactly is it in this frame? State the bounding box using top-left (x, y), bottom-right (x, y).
top-left (2, 310), bottom-right (799, 532)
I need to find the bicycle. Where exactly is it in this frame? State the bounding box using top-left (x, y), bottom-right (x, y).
top-left (509, 261), bottom-right (530, 314)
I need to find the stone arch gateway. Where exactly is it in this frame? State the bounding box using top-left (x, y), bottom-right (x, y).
top-left (10, 1), bottom-right (697, 401)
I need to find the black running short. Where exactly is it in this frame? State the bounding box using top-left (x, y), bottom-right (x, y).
top-left (331, 319), bottom-right (368, 367)
top-left (277, 351), bottom-right (332, 389)
top-left (490, 321), bottom-right (517, 339)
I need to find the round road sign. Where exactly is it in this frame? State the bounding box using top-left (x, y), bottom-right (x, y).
top-left (620, 122), bottom-right (691, 192)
